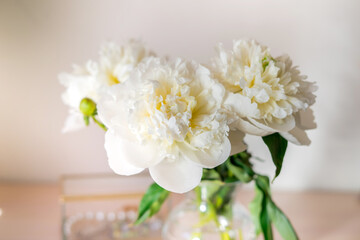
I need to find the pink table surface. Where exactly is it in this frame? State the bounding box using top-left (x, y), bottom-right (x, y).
top-left (0, 183), bottom-right (359, 240)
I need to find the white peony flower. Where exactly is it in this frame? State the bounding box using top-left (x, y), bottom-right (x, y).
top-left (59, 40), bottom-right (154, 132)
top-left (98, 58), bottom-right (245, 193)
top-left (97, 40), bottom-right (155, 86)
top-left (210, 39), bottom-right (316, 145)
top-left (274, 55), bottom-right (317, 145)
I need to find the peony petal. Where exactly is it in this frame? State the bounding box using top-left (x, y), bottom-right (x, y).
top-left (216, 137), bottom-right (232, 166)
top-left (224, 92), bottom-right (259, 118)
top-left (248, 115), bottom-right (295, 133)
top-left (268, 115), bottom-right (296, 132)
top-left (296, 108), bottom-right (317, 130)
top-left (62, 111), bottom-right (85, 133)
top-left (97, 85), bottom-right (129, 129)
top-left (105, 129), bottom-right (162, 169)
top-left (280, 127), bottom-right (311, 146)
top-left (149, 157), bottom-right (203, 193)
top-left (179, 137), bottom-right (231, 168)
top-left (104, 130), bottom-right (144, 175)
top-left (231, 117), bottom-right (272, 136)
top-left (228, 131), bottom-right (247, 155)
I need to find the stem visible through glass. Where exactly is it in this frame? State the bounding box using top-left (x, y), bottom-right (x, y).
top-left (191, 182), bottom-right (242, 240)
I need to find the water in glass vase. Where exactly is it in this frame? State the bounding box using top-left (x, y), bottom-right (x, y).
top-left (162, 181), bottom-right (256, 240)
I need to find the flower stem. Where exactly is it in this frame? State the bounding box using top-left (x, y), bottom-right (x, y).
top-left (193, 182), bottom-right (237, 240)
top-left (91, 116), bottom-right (107, 131)
top-left (221, 231), bottom-right (233, 240)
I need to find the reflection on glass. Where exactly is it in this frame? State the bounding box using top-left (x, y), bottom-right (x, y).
top-left (60, 172), bottom-right (168, 240)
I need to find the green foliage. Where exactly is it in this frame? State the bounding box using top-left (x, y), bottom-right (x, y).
top-left (260, 197), bottom-right (273, 240)
top-left (262, 133), bottom-right (288, 181)
top-left (194, 181), bottom-right (239, 239)
top-left (267, 200), bottom-right (299, 240)
top-left (135, 148), bottom-right (298, 240)
top-left (210, 184), bottom-right (236, 213)
top-left (226, 160), bottom-right (253, 183)
top-left (135, 183), bottom-right (169, 225)
top-left (249, 185), bottom-right (264, 236)
top-left (212, 151), bottom-right (255, 183)
top-left (202, 169), bottom-right (222, 181)
top-left (227, 152), bottom-right (255, 183)
top-left (255, 175), bottom-right (271, 196)
top-left (255, 176), bottom-right (274, 240)
top-left (250, 174), bottom-right (298, 240)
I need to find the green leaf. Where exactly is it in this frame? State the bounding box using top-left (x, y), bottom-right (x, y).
top-left (255, 175), bottom-right (271, 197)
top-left (249, 182), bottom-right (273, 240)
top-left (251, 174), bottom-right (298, 240)
top-left (135, 183), bottom-right (169, 225)
top-left (226, 161), bottom-right (253, 183)
top-left (226, 151), bottom-right (255, 183)
top-left (202, 169), bottom-right (222, 181)
top-left (250, 176), bottom-right (273, 240)
top-left (260, 196), bottom-right (273, 240)
top-left (255, 176), bottom-right (273, 239)
top-left (262, 133), bottom-right (288, 181)
top-left (231, 151), bottom-right (252, 167)
top-left (249, 185), bottom-right (264, 236)
top-left (267, 201), bottom-right (299, 240)
top-left (214, 162), bottom-right (228, 180)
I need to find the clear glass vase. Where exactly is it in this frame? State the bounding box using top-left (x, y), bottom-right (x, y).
top-left (162, 181), bottom-right (256, 240)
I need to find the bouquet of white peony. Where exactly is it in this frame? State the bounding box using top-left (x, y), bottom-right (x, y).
top-left (60, 39), bottom-right (316, 240)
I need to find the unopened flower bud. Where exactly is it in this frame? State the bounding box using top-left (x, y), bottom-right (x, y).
top-left (79, 98), bottom-right (97, 116)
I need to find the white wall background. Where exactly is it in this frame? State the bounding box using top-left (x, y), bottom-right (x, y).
top-left (0, 0), bottom-right (359, 191)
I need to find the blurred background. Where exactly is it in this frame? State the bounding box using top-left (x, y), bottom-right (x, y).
top-left (1, 0), bottom-right (359, 191)
top-left (0, 0), bottom-right (359, 239)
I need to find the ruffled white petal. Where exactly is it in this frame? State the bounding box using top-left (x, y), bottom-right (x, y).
top-left (223, 92), bottom-right (259, 118)
top-left (105, 128), bottom-right (162, 169)
top-left (179, 137), bottom-right (231, 168)
top-left (104, 130), bottom-right (145, 175)
top-left (231, 117), bottom-right (271, 136)
top-left (280, 127), bottom-right (311, 146)
top-left (149, 157), bottom-right (203, 193)
top-left (97, 85), bottom-right (130, 129)
top-left (228, 131), bottom-right (247, 155)
top-left (248, 115), bottom-right (295, 133)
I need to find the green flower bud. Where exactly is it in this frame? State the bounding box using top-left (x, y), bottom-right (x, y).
top-left (79, 98), bottom-right (97, 117)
